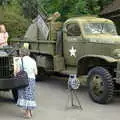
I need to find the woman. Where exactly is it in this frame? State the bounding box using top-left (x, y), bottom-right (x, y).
top-left (0, 24), bottom-right (9, 47)
top-left (16, 48), bottom-right (38, 119)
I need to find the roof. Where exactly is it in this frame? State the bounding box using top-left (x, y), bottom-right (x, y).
top-left (65, 16), bottom-right (113, 23)
top-left (101, 0), bottom-right (120, 15)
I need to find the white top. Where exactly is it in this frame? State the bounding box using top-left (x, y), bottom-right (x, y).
top-left (20, 56), bottom-right (37, 79)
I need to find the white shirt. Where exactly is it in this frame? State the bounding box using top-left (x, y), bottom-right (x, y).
top-left (21, 56), bottom-right (37, 79)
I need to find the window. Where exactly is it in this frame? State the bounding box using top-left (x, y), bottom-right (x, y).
top-left (83, 23), bottom-right (117, 35)
top-left (66, 23), bottom-right (81, 36)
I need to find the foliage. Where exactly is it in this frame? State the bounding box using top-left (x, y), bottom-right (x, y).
top-left (20, 0), bottom-right (39, 19)
top-left (86, 0), bottom-right (113, 14)
top-left (0, 0), bottom-right (114, 20)
top-left (67, 0), bottom-right (89, 17)
top-left (0, 0), bottom-right (10, 6)
top-left (40, 0), bottom-right (113, 21)
top-left (0, 2), bottom-right (29, 38)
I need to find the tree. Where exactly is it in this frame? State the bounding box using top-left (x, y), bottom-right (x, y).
top-left (98, 0), bottom-right (113, 11)
top-left (0, 0), bottom-right (29, 38)
top-left (20, 0), bottom-right (39, 19)
top-left (68, 0), bottom-right (89, 17)
top-left (40, 0), bottom-right (113, 21)
top-left (86, 0), bottom-right (113, 14)
top-left (0, 0), bottom-right (10, 6)
top-left (39, 0), bottom-right (88, 20)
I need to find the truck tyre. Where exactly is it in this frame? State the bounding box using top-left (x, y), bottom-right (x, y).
top-left (12, 89), bottom-right (18, 102)
top-left (87, 67), bottom-right (114, 104)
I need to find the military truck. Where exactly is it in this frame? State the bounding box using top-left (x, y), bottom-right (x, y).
top-left (14, 16), bottom-right (120, 104)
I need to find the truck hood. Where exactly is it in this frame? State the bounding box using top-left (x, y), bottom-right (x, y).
top-left (85, 34), bottom-right (120, 44)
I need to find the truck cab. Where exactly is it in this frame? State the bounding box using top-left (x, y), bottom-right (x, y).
top-left (63, 17), bottom-right (118, 66)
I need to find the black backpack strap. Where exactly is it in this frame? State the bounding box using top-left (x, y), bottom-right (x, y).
top-left (21, 58), bottom-right (24, 70)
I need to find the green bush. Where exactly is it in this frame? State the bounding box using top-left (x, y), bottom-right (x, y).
top-left (0, 8), bottom-right (29, 39)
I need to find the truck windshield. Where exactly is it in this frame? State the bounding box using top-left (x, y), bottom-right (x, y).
top-left (83, 22), bottom-right (117, 35)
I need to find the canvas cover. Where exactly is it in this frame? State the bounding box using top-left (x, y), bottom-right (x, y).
top-left (36, 15), bottom-right (49, 40)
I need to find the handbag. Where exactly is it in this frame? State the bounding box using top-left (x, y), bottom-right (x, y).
top-left (13, 58), bottom-right (29, 89)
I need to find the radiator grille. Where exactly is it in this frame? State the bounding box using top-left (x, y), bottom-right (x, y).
top-left (0, 57), bottom-right (14, 78)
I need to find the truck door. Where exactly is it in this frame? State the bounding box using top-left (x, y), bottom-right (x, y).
top-left (63, 23), bottom-right (85, 66)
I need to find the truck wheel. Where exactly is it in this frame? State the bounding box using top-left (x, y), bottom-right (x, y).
top-left (87, 67), bottom-right (114, 104)
top-left (12, 89), bottom-right (18, 102)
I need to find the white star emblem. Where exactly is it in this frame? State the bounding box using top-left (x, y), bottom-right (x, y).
top-left (69, 46), bottom-right (76, 57)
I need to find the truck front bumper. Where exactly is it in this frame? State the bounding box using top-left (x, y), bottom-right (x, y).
top-left (0, 78), bottom-right (18, 90)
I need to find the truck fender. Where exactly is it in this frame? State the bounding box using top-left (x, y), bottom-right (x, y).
top-left (77, 55), bottom-right (117, 76)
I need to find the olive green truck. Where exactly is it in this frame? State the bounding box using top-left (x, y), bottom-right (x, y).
top-left (12, 16), bottom-right (120, 104)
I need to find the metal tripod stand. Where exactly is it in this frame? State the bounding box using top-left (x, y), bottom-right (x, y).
top-left (66, 74), bottom-right (83, 110)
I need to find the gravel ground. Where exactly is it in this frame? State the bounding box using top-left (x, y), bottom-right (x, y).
top-left (0, 76), bottom-right (119, 120)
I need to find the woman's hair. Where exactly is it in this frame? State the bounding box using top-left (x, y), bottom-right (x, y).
top-left (0, 24), bottom-right (6, 33)
top-left (19, 48), bottom-right (30, 57)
